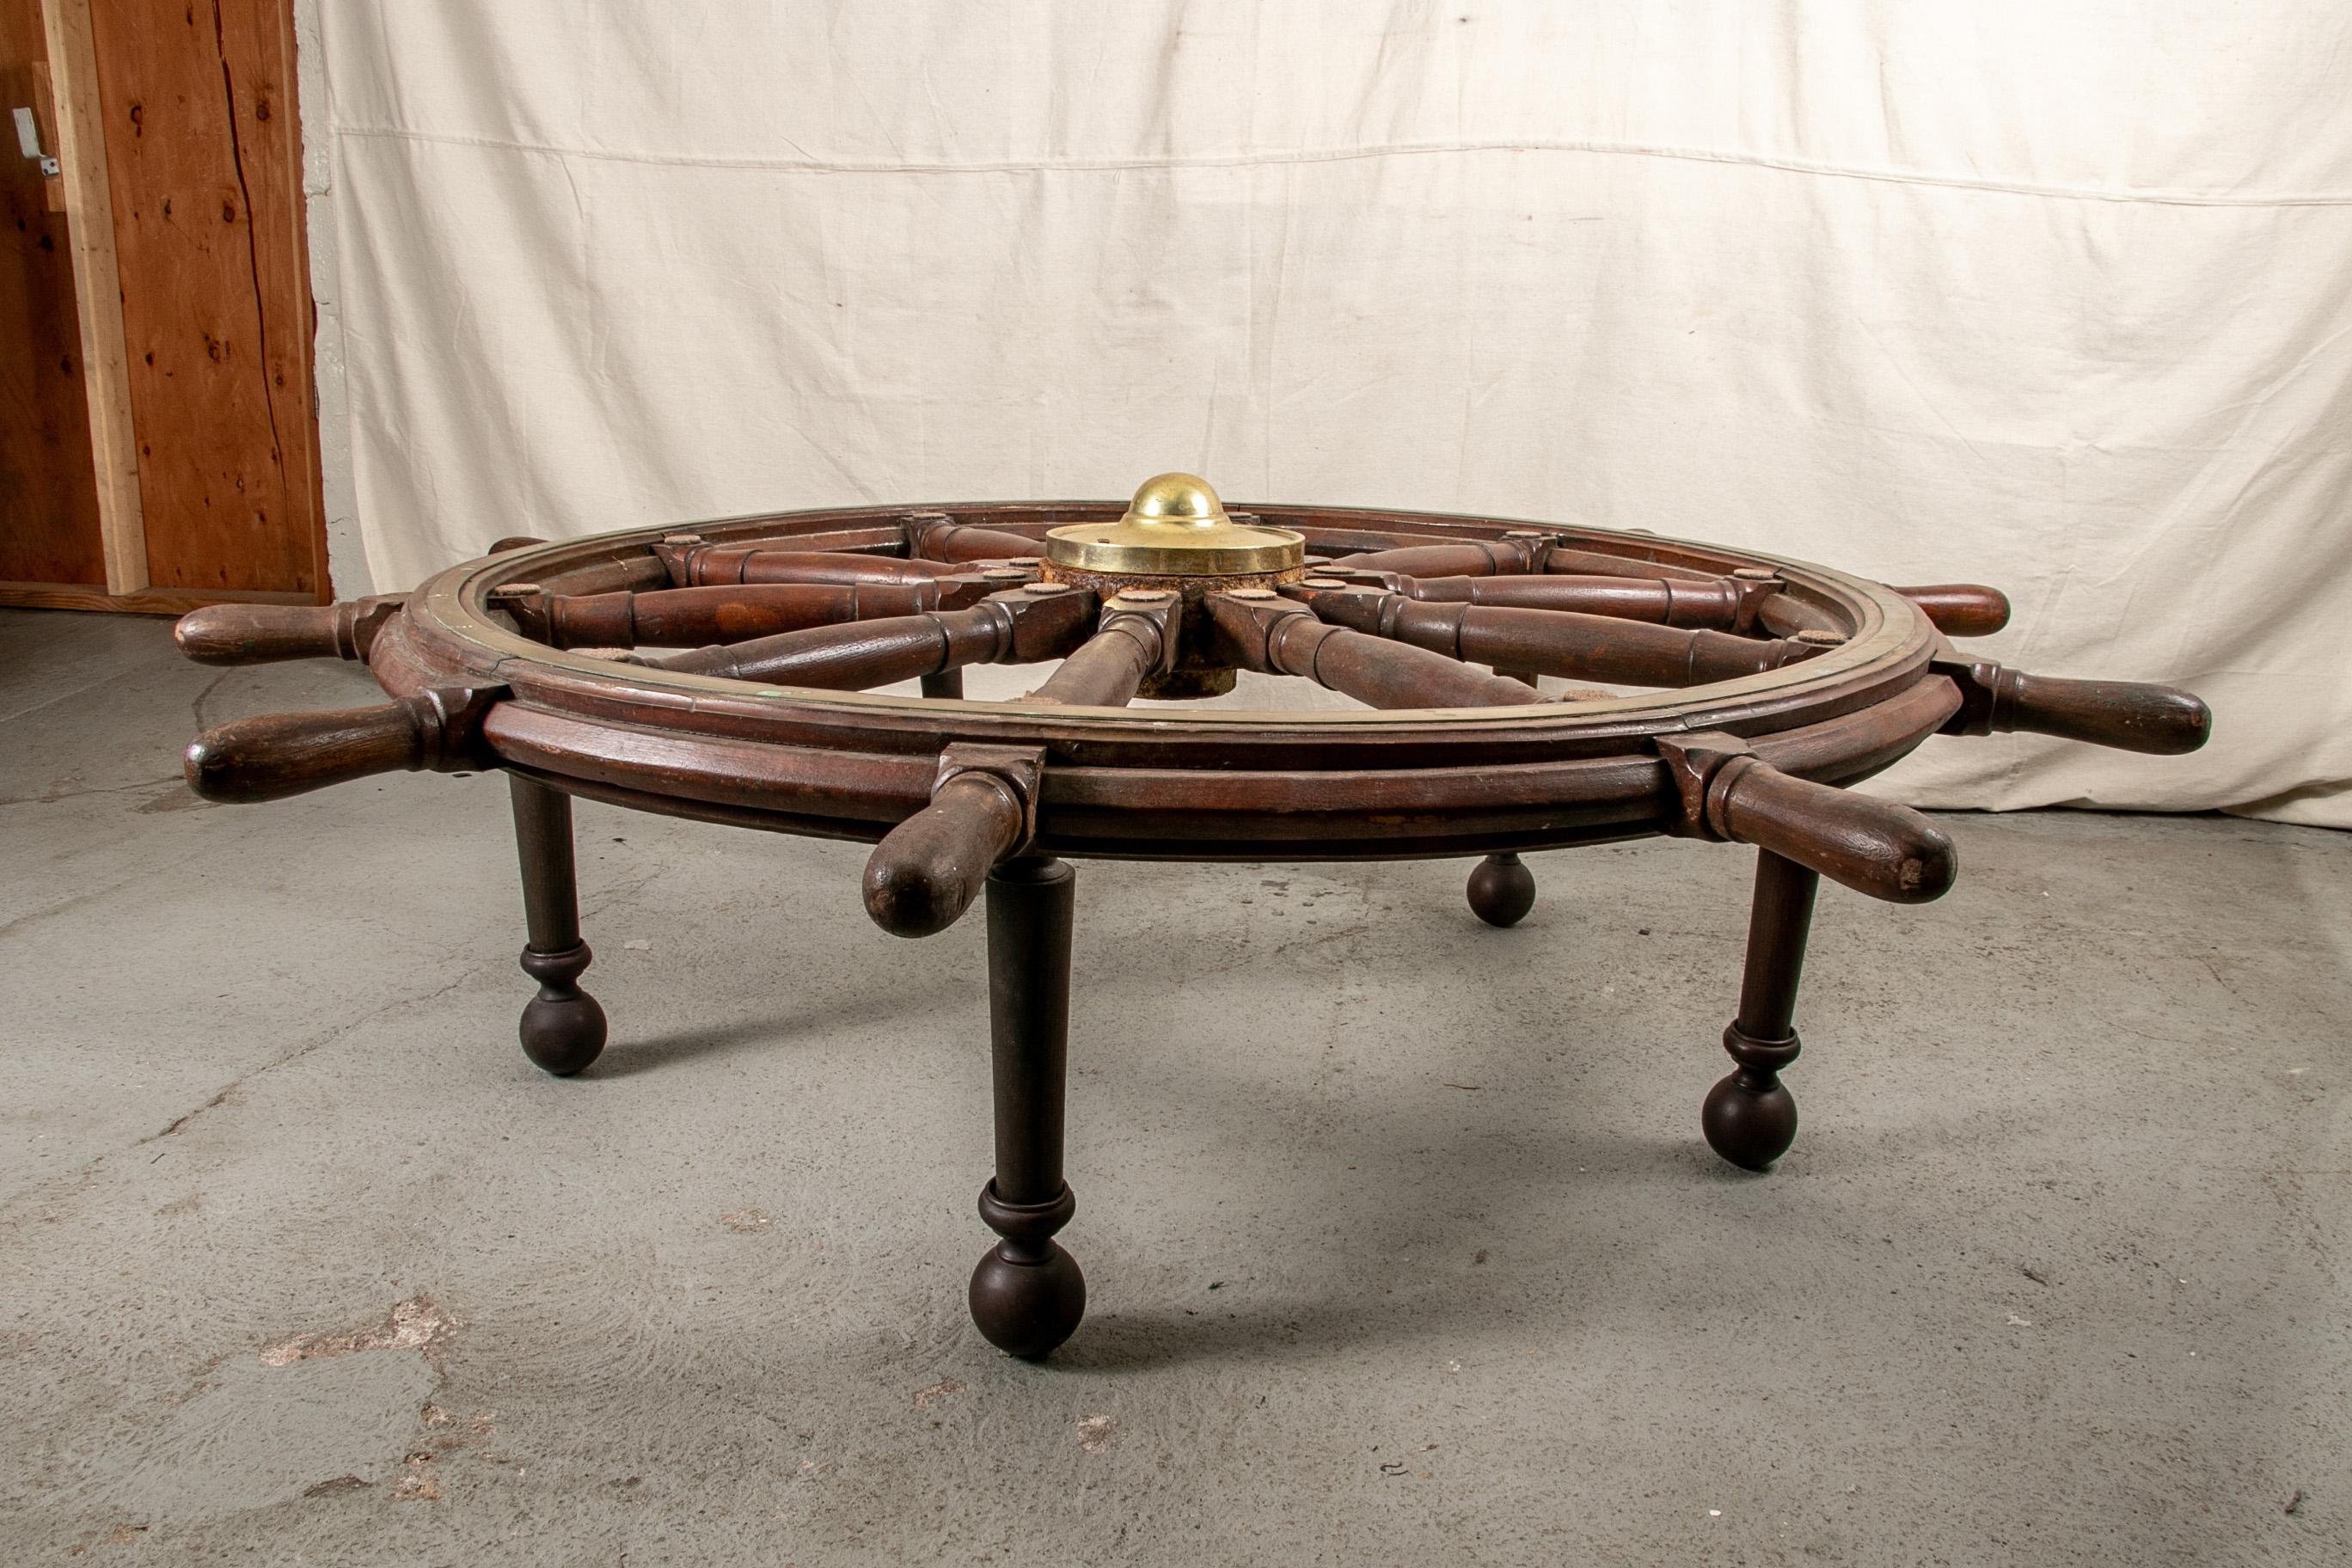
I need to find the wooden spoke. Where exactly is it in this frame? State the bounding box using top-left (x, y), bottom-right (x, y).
top-left (491, 579), bottom-right (995, 649)
top-left (1936, 657), bottom-right (2210, 755)
top-left (183, 687), bottom-right (502, 804)
top-left (532, 554), bottom-right (675, 598)
top-left (1207, 591), bottom-right (1543, 708)
top-left (174, 596), bottom-right (406, 665)
top-left (1026, 593), bottom-right (1180, 707)
top-left (486, 523), bottom-right (1865, 712)
top-left (657, 540), bottom-right (989, 587)
top-left (866, 744), bottom-right (1044, 938)
top-left (1894, 584), bottom-right (2011, 638)
top-left (1656, 731), bottom-right (1957, 905)
top-left (656, 585), bottom-right (1096, 687)
top-left (1026, 628), bottom-right (1151, 707)
top-left (1755, 593), bottom-right (1844, 638)
top-left (1294, 526), bottom-right (1462, 558)
top-left (904, 511), bottom-right (1049, 565)
top-left (652, 523), bottom-right (907, 556)
top-left (1302, 587), bottom-right (1832, 689)
top-left (1323, 533), bottom-right (1549, 579)
top-left (1542, 545), bottom-right (1724, 584)
top-left (1338, 571), bottom-right (1782, 631)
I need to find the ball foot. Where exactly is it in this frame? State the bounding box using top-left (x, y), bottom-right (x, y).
top-left (518, 943), bottom-right (606, 1075)
top-left (1702, 1067), bottom-right (1798, 1171)
top-left (969, 1242), bottom-right (1087, 1359)
top-left (1467, 853), bottom-right (1536, 927)
top-left (971, 1180), bottom-right (1084, 1357)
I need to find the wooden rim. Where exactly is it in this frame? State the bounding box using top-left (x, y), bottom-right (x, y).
top-left (360, 500), bottom-right (1953, 856)
top-left (404, 503), bottom-right (1927, 727)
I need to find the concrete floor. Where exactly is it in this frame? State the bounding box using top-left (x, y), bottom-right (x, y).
top-left (1, 604), bottom-right (2346, 1566)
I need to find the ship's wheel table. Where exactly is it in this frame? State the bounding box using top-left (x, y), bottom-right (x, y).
top-left (175, 475), bottom-right (2210, 1358)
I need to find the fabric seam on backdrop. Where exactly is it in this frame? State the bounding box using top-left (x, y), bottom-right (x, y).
top-left (331, 124), bottom-right (2352, 208)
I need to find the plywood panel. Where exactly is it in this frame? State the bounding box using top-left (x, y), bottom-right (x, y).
top-left (0, 0), bottom-right (105, 586)
top-left (91, 0), bottom-right (323, 596)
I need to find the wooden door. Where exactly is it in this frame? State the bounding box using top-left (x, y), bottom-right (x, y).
top-left (93, 0), bottom-right (323, 599)
top-left (0, 0), bottom-right (104, 588)
top-left (0, 0), bottom-right (323, 614)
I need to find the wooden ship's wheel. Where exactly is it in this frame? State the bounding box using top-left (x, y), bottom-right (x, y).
top-left (175, 474), bottom-right (2211, 1358)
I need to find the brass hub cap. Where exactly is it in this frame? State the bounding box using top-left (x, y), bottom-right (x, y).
top-left (1041, 474), bottom-right (1308, 696)
top-left (1044, 473), bottom-right (1305, 578)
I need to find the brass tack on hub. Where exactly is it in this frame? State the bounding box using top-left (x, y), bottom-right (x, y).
top-left (1022, 582), bottom-right (1073, 595)
top-left (982, 567), bottom-right (1029, 580)
top-left (1226, 587), bottom-right (1277, 600)
top-left (1303, 577), bottom-right (1346, 589)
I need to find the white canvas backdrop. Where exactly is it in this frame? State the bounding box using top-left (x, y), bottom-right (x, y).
top-left (309, 2), bottom-right (2352, 824)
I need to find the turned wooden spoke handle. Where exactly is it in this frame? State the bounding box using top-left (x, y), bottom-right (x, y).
top-left (173, 597), bottom-right (402, 665)
top-left (863, 744), bottom-right (1044, 937)
top-left (1938, 659), bottom-right (2212, 756)
top-left (184, 703), bottom-right (429, 803)
top-left (1712, 758), bottom-right (1958, 904)
top-left (1893, 584), bottom-right (2010, 638)
top-left (1995, 672), bottom-right (2211, 755)
top-left (183, 687), bottom-right (501, 804)
top-left (863, 773), bottom-right (1030, 937)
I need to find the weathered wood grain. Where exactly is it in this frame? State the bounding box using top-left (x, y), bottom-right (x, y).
top-left (91, 0), bottom-right (323, 595)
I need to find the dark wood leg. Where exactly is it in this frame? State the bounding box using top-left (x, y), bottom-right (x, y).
top-left (508, 774), bottom-right (606, 1076)
top-left (920, 670), bottom-right (965, 699)
top-left (968, 854), bottom-right (1086, 1357)
top-left (1704, 848), bottom-right (1817, 1169)
top-left (1467, 852), bottom-right (1536, 927)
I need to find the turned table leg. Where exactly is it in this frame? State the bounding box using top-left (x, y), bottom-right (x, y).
top-left (1466, 852), bottom-right (1537, 927)
top-left (968, 854), bottom-right (1086, 1357)
top-left (508, 775), bottom-right (607, 1076)
top-left (1704, 848), bottom-right (1818, 1170)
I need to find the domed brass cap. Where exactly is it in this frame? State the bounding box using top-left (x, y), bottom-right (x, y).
top-left (1044, 473), bottom-right (1305, 577)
